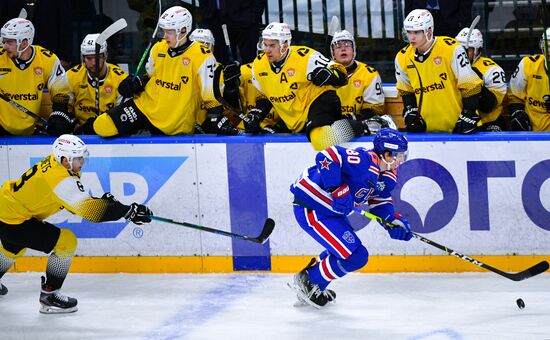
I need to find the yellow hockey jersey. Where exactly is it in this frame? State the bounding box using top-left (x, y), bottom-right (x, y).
top-left (395, 37), bottom-right (482, 132)
top-left (337, 61), bottom-right (384, 117)
top-left (509, 54), bottom-right (550, 131)
top-left (67, 63), bottom-right (127, 125)
top-left (472, 56), bottom-right (506, 124)
top-left (251, 46), bottom-right (336, 132)
top-left (134, 40), bottom-right (219, 135)
top-left (0, 45), bottom-right (70, 135)
top-left (0, 155), bottom-right (113, 224)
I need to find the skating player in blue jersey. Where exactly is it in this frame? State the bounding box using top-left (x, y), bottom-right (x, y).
top-left (288, 128), bottom-right (412, 308)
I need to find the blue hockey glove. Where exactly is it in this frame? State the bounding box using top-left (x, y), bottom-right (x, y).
top-left (387, 214), bottom-right (412, 241)
top-left (330, 183), bottom-right (353, 215)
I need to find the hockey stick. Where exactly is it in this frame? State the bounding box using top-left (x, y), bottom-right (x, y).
top-left (221, 23), bottom-right (246, 116)
top-left (213, 64), bottom-right (251, 124)
top-left (465, 15), bottom-right (480, 49)
top-left (324, 16), bottom-right (340, 57)
top-left (135, 0), bottom-right (162, 76)
top-left (355, 209), bottom-right (549, 281)
top-left (0, 91), bottom-right (48, 126)
top-left (151, 216), bottom-right (275, 244)
top-left (18, 8), bottom-right (27, 19)
top-left (94, 18), bottom-right (128, 115)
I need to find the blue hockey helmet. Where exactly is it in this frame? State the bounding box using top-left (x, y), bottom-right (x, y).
top-left (373, 128), bottom-right (408, 165)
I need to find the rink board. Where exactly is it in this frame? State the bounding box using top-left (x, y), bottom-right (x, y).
top-left (1, 133), bottom-right (550, 273)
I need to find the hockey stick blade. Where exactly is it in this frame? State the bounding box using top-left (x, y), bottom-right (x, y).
top-left (96, 18), bottom-right (127, 46)
top-left (328, 16), bottom-right (340, 36)
top-left (356, 209), bottom-right (549, 281)
top-left (465, 15), bottom-right (480, 49)
top-left (151, 216), bottom-right (274, 244)
top-left (18, 8), bottom-right (27, 19)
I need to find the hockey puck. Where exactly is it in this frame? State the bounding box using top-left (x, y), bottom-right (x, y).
top-left (516, 298), bottom-right (525, 309)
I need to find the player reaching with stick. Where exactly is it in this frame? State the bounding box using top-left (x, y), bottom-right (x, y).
top-left (0, 135), bottom-right (152, 313)
top-left (396, 9), bottom-right (482, 133)
top-left (288, 128), bottom-right (412, 308)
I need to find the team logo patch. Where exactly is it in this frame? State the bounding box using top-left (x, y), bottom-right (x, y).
top-left (376, 181), bottom-right (385, 191)
top-left (353, 79), bottom-right (361, 88)
top-left (34, 67), bottom-right (43, 75)
top-left (343, 231), bottom-right (355, 244)
top-left (104, 86), bottom-right (112, 94)
top-left (433, 56), bottom-right (442, 65)
top-left (182, 58), bottom-right (190, 66)
top-left (319, 157), bottom-right (332, 170)
top-left (287, 68), bottom-right (295, 76)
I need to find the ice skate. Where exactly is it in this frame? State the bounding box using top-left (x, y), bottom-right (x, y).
top-left (0, 281), bottom-right (7, 296)
top-left (287, 266), bottom-right (336, 309)
top-left (39, 276), bottom-right (78, 314)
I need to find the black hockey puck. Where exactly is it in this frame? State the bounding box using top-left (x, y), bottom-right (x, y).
top-left (516, 298), bottom-right (525, 309)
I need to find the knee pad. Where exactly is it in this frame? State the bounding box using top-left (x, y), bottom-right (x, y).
top-left (339, 245), bottom-right (369, 273)
top-left (53, 229), bottom-right (77, 257)
top-left (309, 119), bottom-right (358, 151)
top-left (93, 113), bottom-right (119, 137)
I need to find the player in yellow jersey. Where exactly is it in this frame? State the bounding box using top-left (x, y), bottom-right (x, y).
top-left (0, 135), bottom-right (152, 313)
top-left (242, 22), bottom-right (366, 150)
top-left (508, 28), bottom-right (550, 131)
top-left (330, 29), bottom-right (397, 133)
top-left (455, 28), bottom-right (507, 131)
top-left (395, 9), bottom-right (482, 133)
top-left (93, 6), bottom-right (236, 136)
top-left (67, 34), bottom-right (127, 134)
top-left (0, 18), bottom-right (72, 136)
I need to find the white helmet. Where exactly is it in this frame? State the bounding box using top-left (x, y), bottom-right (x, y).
top-left (1, 18), bottom-right (35, 57)
top-left (159, 6), bottom-right (192, 40)
top-left (455, 28), bottom-right (483, 49)
top-left (80, 33), bottom-right (108, 57)
top-left (540, 28), bottom-right (550, 54)
top-left (52, 134), bottom-right (89, 172)
top-left (262, 22), bottom-right (292, 45)
top-left (189, 28), bottom-right (215, 49)
top-left (331, 29), bottom-right (356, 60)
top-left (403, 9), bottom-right (434, 38)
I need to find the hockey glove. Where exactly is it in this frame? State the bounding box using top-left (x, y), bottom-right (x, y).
top-left (510, 109), bottom-right (532, 131)
top-left (387, 214), bottom-right (412, 241)
top-left (125, 203), bottom-right (153, 225)
top-left (330, 183), bottom-right (353, 215)
top-left (74, 117), bottom-right (96, 135)
top-left (244, 108), bottom-right (263, 134)
top-left (261, 125), bottom-right (277, 134)
top-left (308, 67), bottom-right (341, 87)
top-left (452, 109), bottom-right (480, 134)
top-left (402, 105), bottom-right (426, 132)
top-left (118, 75), bottom-right (147, 98)
top-left (478, 86), bottom-right (497, 113)
top-left (223, 62), bottom-right (241, 93)
top-left (203, 114), bottom-right (239, 135)
top-left (46, 111), bottom-right (76, 136)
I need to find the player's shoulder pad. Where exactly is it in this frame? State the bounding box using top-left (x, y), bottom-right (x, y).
top-left (194, 41), bottom-right (213, 55)
top-left (527, 54), bottom-right (542, 63)
top-left (35, 45), bottom-right (56, 59)
top-left (293, 45), bottom-right (315, 57)
top-left (69, 64), bottom-right (83, 73)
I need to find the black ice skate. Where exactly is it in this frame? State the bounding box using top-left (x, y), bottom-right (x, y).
top-left (39, 276), bottom-right (78, 314)
top-left (287, 258), bottom-right (336, 309)
top-left (0, 281), bottom-right (7, 296)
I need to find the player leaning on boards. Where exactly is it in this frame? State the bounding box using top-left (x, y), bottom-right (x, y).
top-left (508, 28), bottom-right (550, 131)
top-left (329, 29), bottom-right (397, 134)
top-left (66, 34), bottom-right (127, 135)
top-left (92, 6), bottom-right (233, 137)
top-left (455, 28), bottom-right (507, 131)
top-left (0, 18), bottom-right (72, 136)
top-left (230, 22), bottom-right (367, 151)
top-left (288, 128), bottom-right (412, 309)
top-left (0, 135), bottom-right (152, 313)
top-left (395, 9), bottom-right (483, 133)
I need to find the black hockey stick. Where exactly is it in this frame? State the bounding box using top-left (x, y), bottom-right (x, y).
top-left (0, 91), bottom-right (48, 126)
top-left (213, 64), bottom-right (251, 124)
top-left (221, 23), bottom-right (246, 116)
top-left (356, 209), bottom-right (549, 281)
top-left (151, 216), bottom-right (275, 244)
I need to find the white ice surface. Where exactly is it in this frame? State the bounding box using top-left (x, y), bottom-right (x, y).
top-left (0, 272), bottom-right (549, 340)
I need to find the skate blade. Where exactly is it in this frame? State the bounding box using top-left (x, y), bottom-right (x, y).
top-left (39, 305), bottom-right (78, 314)
top-left (286, 282), bottom-right (322, 309)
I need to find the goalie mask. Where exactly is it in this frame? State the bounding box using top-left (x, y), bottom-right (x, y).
top-left (52, 134), bottom-right (89, 173)
top-left (456, 28), bottom-right (483, 63)
top-left (1, 18), bottom-right (34, 58)
top-left (373, 128), bottom-right (408, 168)
top-left (331, 30), bottom-right (356, 61)
top-left (158, 6), bottom-right (192, 47)
top-left (189, 28), bottom-right (215, 50)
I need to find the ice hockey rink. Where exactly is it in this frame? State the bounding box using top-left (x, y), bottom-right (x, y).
top-left (1, 272), bottom-right (549, 340)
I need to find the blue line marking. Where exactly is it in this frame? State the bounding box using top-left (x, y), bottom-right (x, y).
top-left (143, 274), bottom-right (266, 340)
top-left (408, 328), bottom-right (463, 340)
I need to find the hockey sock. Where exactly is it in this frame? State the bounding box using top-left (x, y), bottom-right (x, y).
top-left (45, 229), bottom-right (77, 290)
top-left (309, 119), bottom-right (363, 151)
top-left (0, 247), bottom-right (19, 279)
top-left (307, 254), bottom-right (347, 290)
